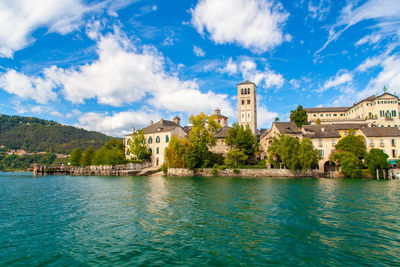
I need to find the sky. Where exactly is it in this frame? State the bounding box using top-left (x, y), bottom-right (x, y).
top-left (0, 0), bottom-right (400, 137)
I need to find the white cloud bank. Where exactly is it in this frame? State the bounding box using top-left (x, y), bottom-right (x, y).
top-left (321, 72), bottom-right (353, 92)
top-left (191, 0), bottom-right (289, 53)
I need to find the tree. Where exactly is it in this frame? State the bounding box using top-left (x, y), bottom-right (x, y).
top-left (275, 134), bottom-right (300, 170)
top-left (365, 149), bottom-right (389, 175)
top-left (188, 113), bottom-right (221, 147)
top-left (335, 129), bottom-right (366, 159)
top-left (165, 136), bottom-right (190, 168)
top-left (226, 123), bottom-right (259, 161)
top-left (274, 117), bottom-right (280, 122)
top-left (316, 118), bottom-right (321, 125)
top-left (127, 130), bottom-right (151, 160)
top-left (290, 105), bottom-right (308, 128)
top-left (225, 149), bottom-right (248, 168)
top-left (80, 146), bottom-right (95, 166)
top-left (69, 148), bottom-right (82, 166)
top-left (185, 143), bottom-right (211, 170)
top-left (331, 151), bottom-right (362, 178)
top-left (92, 139), bottom-right (126, 165)
top-left (298, 138), bottom-right (319, 171)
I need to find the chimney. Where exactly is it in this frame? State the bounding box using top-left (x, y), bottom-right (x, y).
top-left (132, 127), bottom-right (135, 134)
top-left (150, 120), bottom-right (153, 125)
top-left (173, 116), bottom-right (181, 125)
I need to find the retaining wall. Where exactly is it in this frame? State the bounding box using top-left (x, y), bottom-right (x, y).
top-left (70, 161), bottom-right (152, 176)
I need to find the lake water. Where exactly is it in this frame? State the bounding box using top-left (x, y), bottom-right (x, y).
top-left (1, 172), bottom-right (400, 266)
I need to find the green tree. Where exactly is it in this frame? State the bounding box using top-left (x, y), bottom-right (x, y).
top-left (224, 149), bottom-right (248, 168)
top-left (335, 129), bottom-right (366, 159)
top-left (69, 148), bottom-right (82, 166)
top-left (298, 138), bottom-right (319, 171)
top-left (331, 151), bottom-right (362, 178)
top-left (188, 113), bottom-right (221, 146)
top-left (184, 143), bottom-right (212, 170)
top-left (165, 136), bottom-right (190, 168)
top-left (80, 146), bottom-right (95, 166)
top-left (274, 117), bottom-right (280, 122)
top-left (127, 130), bottom-right (151, 160)
top-left (226, 123), bottom-right (258, 161)
top-left (316, 118), bottom-right (321, 125)
top-left (364, 149), bottom-right (389, 175)
top-left (290, 105), bottom-right (308, 128)
top-left (92, 139), bottom-right (126, 165)
top-left (275, 134), bottom-right (301, 170)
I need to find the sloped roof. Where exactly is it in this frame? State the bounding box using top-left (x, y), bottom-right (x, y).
top-left (274, 122), bottom-right (301, 134)
top-left (213, 126), bottom-right (231, 138)
top-left (259, 128), bottom-right (270, 139)
top-left (238, 80), bottom-right (255, 86)
top-left (304, 107), bottom-right (349, 113)
top-left (143, 119), bottom-right (180, 134)
top-left (360, 127), bottom-right (400, 137)
top-left (302, 125), bottom-right (342, 138)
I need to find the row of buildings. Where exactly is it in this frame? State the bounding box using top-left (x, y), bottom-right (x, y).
top-left (124, 81), bottom-right (400, 172)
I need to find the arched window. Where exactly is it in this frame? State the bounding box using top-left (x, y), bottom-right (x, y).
top-left (247, 88), bottom-right (250, 94)
top-left (241, 88), bottom-right (243, 94)
top-left (148, 137), bottom-right (152, 144)
top-left (148, 148), bottom-right (152, 153)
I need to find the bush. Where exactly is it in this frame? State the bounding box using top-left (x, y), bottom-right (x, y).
top-left (211, 165), bottom-right (219, 176)
top-left (129, 159), bottom-right (143, 163)
top-left (233, 168), bottom-right (240, 174)
top-left (161, 163), bottom-right (168, 174)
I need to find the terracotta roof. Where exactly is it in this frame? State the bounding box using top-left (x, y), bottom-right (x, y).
top-left (143, 119), bottom-right (180, 134)
top-left (304, 107), bottom-right (349, 113)
top-left (238, 80), bottom-right (255, 86)
top-left (274, 122), bottom-right (301, 134)
top-left (213, 126), bottom-right (231, 138)
top-left (360, 127), bottom-right (400, 137)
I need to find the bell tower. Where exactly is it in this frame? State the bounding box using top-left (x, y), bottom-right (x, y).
top-left (237, 81), bottom-right (257, 135)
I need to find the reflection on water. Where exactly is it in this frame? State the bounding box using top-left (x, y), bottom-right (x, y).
top-left (1, 173), bottom-right (400, 265)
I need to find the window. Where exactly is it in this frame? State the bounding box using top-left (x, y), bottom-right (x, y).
top-left (318, 149), bottom-right (324, 157)
top-left (241, 88), bottom-right (243, 95)
top-left (321, 114), bottom-right (323, 117)
top-left (392, 110), bottom-right (397, 117)
top-left (241, 100), bottom-right (245, 105)
top-left (166, 135), bottom-right (169, 143)
top-left (319, 138), bottom-right (323, 147)
top-left (247, 88), bottom-right (251, 94)
top-left (392, 139), bottom-right (396, 147)
top-left (393, 149), bottom-right (397, 158)
top-left (380, 139), bottom-right (384, 147)
top-left (156, 136), bottom-right (160, 143)
top-left (156, 147), bottom-right (159, 154)
top-left (313, 114), bottom-right (316, 117)
top-left (148, 148), bottom-right (152, 153)
top-left (370, 140), bottom-right (374, 147)
top-left (331, 139), bottom-right (336, 146)
top-left (344, 131), bottom-right (348, 136)
top-left (334, 114), bottom-right (337, 116)
top-left (247, 111), bottom-right (251, 122)
top-left (247, 99), bottom-right (250, 104)
top-left (241, 112), bottom-right (245, 122)
top-left (381, 125), bottom-right (384, 127)
top-left (148, 137), bottom-right (152, 144)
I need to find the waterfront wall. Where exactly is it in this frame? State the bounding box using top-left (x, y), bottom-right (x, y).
top-left (69, 161), bottom-right (153, 176)
top-left (167, 168), bottom-right (344, 178)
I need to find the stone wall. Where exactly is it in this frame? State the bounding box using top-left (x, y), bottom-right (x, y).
top-left (167, 168), bottom-right (344, 178)
top-left (70, 161), bottom-right (153, 176)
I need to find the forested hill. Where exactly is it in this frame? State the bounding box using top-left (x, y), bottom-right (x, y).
top-left (0, 114), bottom-right (112, 153)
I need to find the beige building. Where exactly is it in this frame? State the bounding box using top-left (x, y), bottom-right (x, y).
top-left (237, 81), bottom-right (257, 135)
top-left (124, 116), bottom-right (187, 167)
top-left (305, 92), bottom-right (400, 128)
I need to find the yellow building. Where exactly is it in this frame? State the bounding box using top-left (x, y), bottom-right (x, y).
top-left (305, 92), bottom-right (400, 128)
top-left (124, 116), bottom-right (187, 167)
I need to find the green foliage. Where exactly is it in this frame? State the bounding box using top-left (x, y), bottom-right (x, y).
top-left (69, 148), bottom-right (82, 166)
top-left (224, 149), bottom-right (248, 168)
top-left (233, 169), bottom-right (240, 174)
top-left (80, 146), bottom-right (95, 166)
top-left (274, 117), bottom-right (280, 122)
top-left (188, 113), bottom-right (221, 146)
top-left (128, 159), bottom-right (143, 163)
top-left (165, 136), bottom-right (190, 168)
top-left (127, 130), bottom-right (151, 160)
top-left (226, 123), bottom-right (259, 162)
top-left (268, 134), bottom-right (319, 171)
top-left (364, 149), bottom-right (389, 175)
top-left (335, 130), bottom-right (366, 159)
top-left (290, 105), bottom-right (308, 128)
top-left (0, 114), bottom-right (111, 153)
top-left (211, 165), bottom-right (219, 176)
top-left (184, 143), bottom-right (211, 170)
top-left (91, 139), bottom-right (126, 165)
top-left (316, 118), bottom-right (321, 125)
top-left (0, 153), bottom-right (57, 171)
top-left (161, 163), bottom-right (168, 174)
top-left (331, 151), bottom-right (362, 178)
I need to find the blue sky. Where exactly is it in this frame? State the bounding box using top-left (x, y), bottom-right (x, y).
top-left (0, 0), bottom-right (400, 136)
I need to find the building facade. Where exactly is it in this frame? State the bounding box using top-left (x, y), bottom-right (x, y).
top-left (237, 81), bottom-right (257, 135)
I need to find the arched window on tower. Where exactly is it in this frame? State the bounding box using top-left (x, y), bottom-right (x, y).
top-left (247, 88), bottom-right (251, 94)
top-left (241, 88), bottom-right (243, 95)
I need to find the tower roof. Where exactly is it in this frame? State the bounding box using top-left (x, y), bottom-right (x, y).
top-left (238, 80), bottom-right (256, 86)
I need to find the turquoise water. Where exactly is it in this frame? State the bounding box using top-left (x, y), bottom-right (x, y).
top-left (1, 173), bottom-right (400, 266)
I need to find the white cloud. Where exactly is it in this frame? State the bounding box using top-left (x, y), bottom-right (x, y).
top-left (365, 55), bottom-right (400, 95)
top-left (355, 34), bottom-right (382, 46)
top-left (0, 0), bottom-right (91, 57)
top-left (193, 45), bottom-right (205, 57)
top-left (321, 72), bottom-right (353, 92)
top-left (257, 105), bottom-right (278, 129)
top-left (308, 0), bottom-right (331, 21)
top-left (76, 110), bottom-right (162, 137)
top-left (356, 56), bottom-right (383, 72)
top-left (218, 58), bottom-right (238, 75)
top-left (289, 79), bottom-right (300, 88)
top-left (191, 0), bottom-right (289, 53)
top-left (240, 60), bottom-right (285, 88)
top-left (316, 0), bottom-right (400, 55)
top-left (0, 69), bottom-right (57, 104)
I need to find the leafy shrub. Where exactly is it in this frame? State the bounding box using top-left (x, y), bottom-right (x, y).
top-left (211, 164), bottom-right (219, 176)
top-left (233, 168), bottom-right (240, 174)
top-left (161, 163), bottom-right (168, 174)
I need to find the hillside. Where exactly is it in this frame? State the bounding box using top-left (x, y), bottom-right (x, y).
top-left (0, 114), bottom-right (112, 153)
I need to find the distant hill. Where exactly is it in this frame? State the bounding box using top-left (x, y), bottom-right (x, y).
top-left (0, 114), bottom-right (112, 153)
